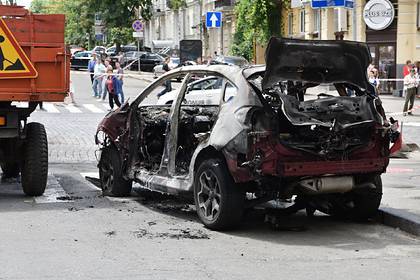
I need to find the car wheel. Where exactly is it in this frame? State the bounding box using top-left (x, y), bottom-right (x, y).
top-left (194, 158), bottom-right (245, 230)
top-left (325, 174), bottom-right (383, 221)
top-left (21, 122), bottom-right (48, 196)
top-left (1, 162), bottom-right (20, 179)
top-left (99, 145), bottom-right (132, 197)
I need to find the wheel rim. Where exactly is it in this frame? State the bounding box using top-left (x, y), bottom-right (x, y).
top-left (197, 170), bottom-right (221, 221)
top-left (100, 156), bottom-right (114, 193)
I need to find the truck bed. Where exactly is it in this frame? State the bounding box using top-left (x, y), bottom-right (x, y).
top-left (0, 5), bottom-right (69, 102)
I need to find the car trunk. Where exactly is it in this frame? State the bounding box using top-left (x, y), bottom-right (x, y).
top-left (275, 94), bottom-right (380, 158)
top-left (252, 37), bottom-right (384, 160)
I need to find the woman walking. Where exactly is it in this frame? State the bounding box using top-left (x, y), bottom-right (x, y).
top-left (105, 68), bottom-right (121, 110)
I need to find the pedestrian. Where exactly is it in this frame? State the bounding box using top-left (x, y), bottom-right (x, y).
top-left (157, 57), bottom-right (172, 98)
top-left (88, 53), bottom-right (97, 84)
top-left (372, 68), bottom-right (380, 94)
top-left (368, 70), bottom-right (379, 95)
top-left (92, 59), bottom-right (106, 98)
top-left (115, 62), bottom-right (125, 104)
top-left (105, 67), bottom-right (121, 110)
top-left (403, 68), bottom-right (418, 116)
top-left (101, 62), bottom-right (112, 101)
top-left (403, 60), bottom-right (412, 77)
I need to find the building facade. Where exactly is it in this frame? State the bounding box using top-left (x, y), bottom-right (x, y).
top-left (143, 0), bottom-right (236, 57)
top-left (286, 0), bottom-right (420, 94)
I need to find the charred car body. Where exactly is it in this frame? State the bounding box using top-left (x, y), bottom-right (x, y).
top-left (96, 38), bottom-right (401, 230)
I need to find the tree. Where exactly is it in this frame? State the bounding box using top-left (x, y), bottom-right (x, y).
top-left (231, 0), bottom-right (284, 61)
top-left (89, 0), bottom-right (153, 51)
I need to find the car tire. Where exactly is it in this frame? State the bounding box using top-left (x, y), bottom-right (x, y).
top-left (99, 144), bottom-right (132, 197)
top-left (326, 174), bottom-right (383, 221)
top-left (1, 162), bottom-right (20, 179)
top-left (21, 122), bottom-right (48, 196)
top-left (194, 158), bottom-right (245, 230)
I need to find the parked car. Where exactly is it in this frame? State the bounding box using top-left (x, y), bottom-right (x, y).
top-left (91, 46), bottom-right (106, 54)
top-left (209, 55), bottom-right (249, 67)
top-left (95, 38), bottom-right (401, 230)
top-left (130, 53), bottom-right (164, 72)
top-left (106, 45), bottom-right (138, 56)
top-left (70, 51), bottom-right (92, 70)
top-left (114, 51), bottom-right (146, 68)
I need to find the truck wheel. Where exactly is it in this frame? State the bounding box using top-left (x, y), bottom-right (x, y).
top-left (194, 158), bottom-right (245, 230)
top-left (327, 174), bottom-right (383, 221)
top-left (1, 162), bottom-right (20, 179)
top-left (21, 122), bottom-right (48, 196)
top-left (99, 145), bottom-right (132, 197)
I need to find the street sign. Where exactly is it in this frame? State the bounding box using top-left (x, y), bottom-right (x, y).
top-left (132, 20), bottom-right (144, 32)
top-left (133, 31), bottom-right (144, 38)
top-left (311, 0), bottom-right (354, 8)
top-left (0, 19), bottom-right (37, 79)
top-left (206, 12), bottom-right (222, 28)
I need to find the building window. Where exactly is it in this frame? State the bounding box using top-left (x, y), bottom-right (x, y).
top-left (300, 9), bottom-right (305, 33)
top-left (288, 14), bottom-right (293, 36)
top-left (313, 9), bottom-right (321, 33)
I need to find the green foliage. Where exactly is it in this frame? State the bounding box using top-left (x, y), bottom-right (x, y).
top-left (168, 0), bottom-right (186, 10)
top-left (29, 0), bottom-right (154, 48)
top-left (108, 27), bottom-right (133, 46)
top-left (231, 0), bottom-right (284, 61)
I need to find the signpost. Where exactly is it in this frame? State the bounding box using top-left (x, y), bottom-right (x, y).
top-left (132, 19), bottom-right (144, 72)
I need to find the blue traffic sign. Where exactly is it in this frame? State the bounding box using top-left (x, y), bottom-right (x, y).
top-left (206, 12), bottom-right (222, 28)
top-left (132, 20), bottom-right (144, 32)
top-left (311, 0), bottom-right (353, 8)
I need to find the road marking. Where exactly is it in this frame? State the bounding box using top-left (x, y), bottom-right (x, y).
top-left (28, 174), bottom-right (69, 204)
top-left (387, 167), bottom-right (414, 174)
top-left (63, 104), bottom-right (82, 113)
top-left (42, 103), bottom-right (60, 113)
top-left (81, 172), bottom-right (101, 190)
top-left (83, 104), bottom-right (104, 113)
top-left (102, 104), bottom-right (111, 110)
top-left (404, 122), bottom-right (420, 127)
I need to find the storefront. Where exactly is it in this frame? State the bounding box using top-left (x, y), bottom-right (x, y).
top-left (364, 0), bottom-right (398, 94)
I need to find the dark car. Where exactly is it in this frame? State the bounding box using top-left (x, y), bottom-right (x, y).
top-left (110, 51), bottom-right (146, 68)
top-left (106, 45), bottom-right (138, 56)
top-left (95, 38), bottom-right (401, 230)
top-left (130, 53), bottom-right (164, 72)
top-left (70, 51), bottom-right (92, 70)
top-left (209, 55), bottom-right (249, 67)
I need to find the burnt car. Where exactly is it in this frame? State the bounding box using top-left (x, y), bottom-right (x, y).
top-left (95, 38), bottom-right (401, 230)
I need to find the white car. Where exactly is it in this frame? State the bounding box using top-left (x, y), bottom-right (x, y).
top-left (157, 76), bottom-right (237, 105)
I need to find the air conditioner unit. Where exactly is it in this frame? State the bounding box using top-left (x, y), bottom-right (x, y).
top-left (334, 8), bottom-right (348, 32)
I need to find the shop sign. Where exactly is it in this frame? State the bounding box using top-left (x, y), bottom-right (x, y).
top-left (363, 0), bottom-right (395, 30)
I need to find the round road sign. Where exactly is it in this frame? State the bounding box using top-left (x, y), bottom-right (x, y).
top-left (132, 20), bottom-right (144, 32)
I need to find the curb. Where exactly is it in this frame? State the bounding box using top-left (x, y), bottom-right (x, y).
top-left (378, 207), bottom-right (420, 236)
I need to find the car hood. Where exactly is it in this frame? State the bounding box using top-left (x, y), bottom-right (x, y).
top-left (262, 37), bottom-right (372, 90)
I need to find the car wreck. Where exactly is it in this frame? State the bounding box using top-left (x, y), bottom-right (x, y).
top-left (95, 37), bottom-right (401, 230)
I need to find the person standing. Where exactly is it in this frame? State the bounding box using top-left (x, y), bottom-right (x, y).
top-left (157, 57), bottom-right (172, 98)
top-left (88, 53), bottom-right (97, 84)
top-left (92, 59), bottom-right (106, 98)
top-left (403, 60), bottom-right (412, 77)
top-left (115, 62), bottom-right (125, 104)
top-left (403, 68), bottom-right (418, 116)
top-left (105, 67), bottom-right (121, 110)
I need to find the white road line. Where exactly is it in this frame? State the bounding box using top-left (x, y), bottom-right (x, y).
top-left (33, 174), bottom-right (69, 204)
top-left (81, 172), bottom-right (101, 190)
top-left (43, 103), bottom-right (60, 113)
top-left (102, 103), bottom-right (111, 110)
top-left (83, 104), bottom-right (105, 113)
top-left (404, 122), bottom-right (420, 127)
top-left (64, 104), bottom-right (82, 113)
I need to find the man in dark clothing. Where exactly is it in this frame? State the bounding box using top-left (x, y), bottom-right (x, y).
top-left (157, 57), bottom-right (172, 98)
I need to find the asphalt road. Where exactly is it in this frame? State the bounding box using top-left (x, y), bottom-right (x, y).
top-left (1, 70), bottom-right (419, 279)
